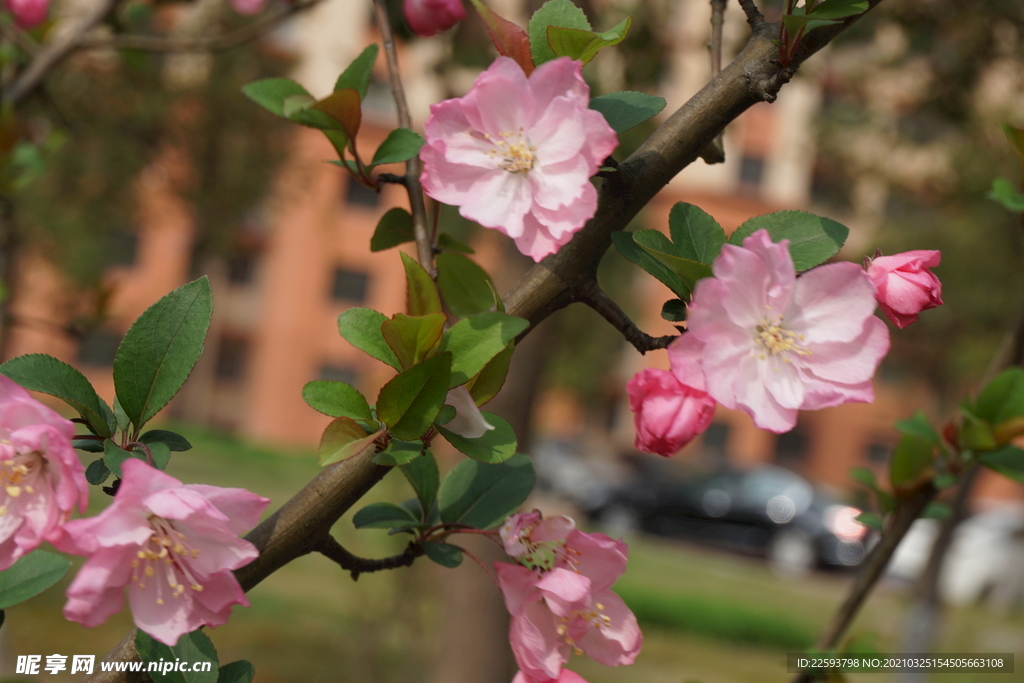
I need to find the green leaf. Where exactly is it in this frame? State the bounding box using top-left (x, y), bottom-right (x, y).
top-left (854, 511), bottom-right (883, 531)
top-left (469, 0), bottom-right (535, 75)
top-left (467, 341), bottom-right (514, 406)
top-left (782, 13), bottom-right (840, 36)
top-left (353, 501), bottom-right (420, 529)
top-left (436, 404), bottom-right (456, 425)
top-left (140, 430), bottom-right (193, 452)
top-left (959, 411), bottom-right (997, 451)
top-left (0, 354), bottom-right (113, 437)
top-left (439, 312), bottom-right (530, 388)
top-left (337, 308), bottom-right (402, 370)
top-left (921, 501), bottom-right (952, 520)
top-left (438, 412), bottom-right (518, 464)
top-left (85, 458), bottom-right (111, 485)
top-left (667, 202), bottom-right (727, 265)
top-left (371, 128), bottom-right (426, 167)
top-left (370, 207), bottom-right (415, 252)
top-left (381, 313), bottom-right (446, 370)
top-left (334, 44), bottom-right (379, 99)
top-left (135, 629), bottom-right (219, 683)
top-left (400, 252), bottom-right (442, 316)
top-left (437, 232), bottom-right (475, 254)
top-left (529, 0), bottom-right (591, 65)
top-left (728, 210), bottom-right (849, 271)
top-left (1002, 122), bottom-right (1024, 161)
top-left (661, 299), bottom-right (687, 322)
top-left (612, 231), bottom-right (689, 296)
top-left (377, 353), bottom-right (452, 440)
top-left (319, 417), bottom-right (381, 466)
top-left (303, 380), bottom-right (374, 420)
top-left (633, 231), bottom-right (714, 295)
top-left (894, 411), bottom-right (941, 446)
top-left (978, 445), bottom-right (1024, 484)
top-left (114, 277), bottom-right (213, 429)
top-left (423, 541), bottom-right (464, 568)
top-left (113, 397), bottom-right (131, 432)
top-left (242, 78), bottom-right (312, 118)
top-left (104, 439), bottom-right (137, 477)
top-left (281, 94), bottom-right (316, 118)
top-left (401, 450), bottom-right (440, 514)
top-left (438, 453), bottom-right (535, 529)
top-left (373, 439), bottom-right (424, 466)
top-left (547, 17), bottom-right (631, 64)
top-left (987, 178), bottom-right (1024, 213)
top-left (436, 253), bottom-right (497, 319)
top-left (849, 466), bottom-right (877, 489)
top-left (889, 433), bottom-right (935, 488)
top-left (146, 442), bottom-right (172, 470)
top-left (590, 92), bottom-right (667, 134)
top-left (0, 550), bottom-right (72, 610)
top-left (807, 0), bottom-right (868, 19)
top-left (975, 367), bottom-right (1024, 425)
top-left (217, 661), bottom-right (255, 683)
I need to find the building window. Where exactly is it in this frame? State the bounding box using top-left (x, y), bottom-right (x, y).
top-left (774, 427), bottom-right (807, 469)
top-left (319, 364), bottom-right (358, 385)
top-left (215, 336), bottom-right (250, 381)
top-left (77, 328), bottom-right (123, 367)
top-left (738, 154), bottom-right (765, 189)
top-left (226, 252), bottom-right (258, 285)
top-left (345, 179), bottom-right (381, 208)
top-left (865, 442), bottom-right (890, 465)
top-left (331, 268), bottom-right (369, 303)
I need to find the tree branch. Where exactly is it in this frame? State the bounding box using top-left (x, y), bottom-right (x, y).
top-left (315, 535), bottom-right (422, 581)
top-left (372, 0), bottom-right (435, 276)
top-left (576, 279), bottom-right (676, 354)
top-left (737, 0), bottom-right (768, 33)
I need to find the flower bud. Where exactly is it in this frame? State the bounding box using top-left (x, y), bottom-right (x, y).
top-left (626, 368), bottom-right (715, 457)
top-left (866, 250), bottom-right (943, 328)
top-left (5, 0), bottom-right (48, 28)
top-left (403, 0), bottom-right (466, 37)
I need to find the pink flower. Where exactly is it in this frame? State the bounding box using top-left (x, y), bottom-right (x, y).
top-left (421, 56), bottom-right (617, 261)
top-left (403, 0), bottom-right (466, 36)
top-left (444, 386), bottom-right (495, 439)
top-left (513, 669), bottom-right (590, 683)
top-left (627, 367), bottom-right (716, 457)
top-left (866, 250), bottom-right (943, 328)
top-left (5, 0), bottom-right (48, 28)
top-left (0, 376), bottom-right (88, 570)
top-left (496, 527), bottom-right (641, 680)
top-left (54, 459), bottom-right (269, 646)
top-left (500, 510), bottom-right (574, 558)
top-left (229, 0), bottom-right (265, 15)
top-left (677, 229), bottom-right (890, 434)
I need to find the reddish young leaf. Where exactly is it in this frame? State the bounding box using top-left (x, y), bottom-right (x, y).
top-left (469, 0), bottom-right (534, 75)
top-left (313, 88), bottom-right (362, 141)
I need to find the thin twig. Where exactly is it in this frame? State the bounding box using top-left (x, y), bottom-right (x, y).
top-left (315, 535), bottom-right (422, 581)
top-left (576, 279), bottom-right (677, 354)
top-left (0, 19), bottom-right (40, 56)
top-left (371, 0), bottom-right (434, 276)
top-left (77, 0), bottom-right (326, 53)
top-left (709, 0), bottom-right (727, 78)
top-left (737, 0), bottom-right (768, 32)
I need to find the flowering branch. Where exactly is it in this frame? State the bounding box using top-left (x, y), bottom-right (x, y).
top-left (576, 280), bottom-right (677, 354)
top-left (371, 0), bottom-right (435, 275)
top-left (315, 535), bottom-right (423, 581)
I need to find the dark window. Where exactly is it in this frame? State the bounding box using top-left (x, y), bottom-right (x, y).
top-left (774, 428), bottom-right (807, 468)
top-left (739, 155), bottom-right (765, 188)
top-left (345, 179), bottom-right (381, 208)
top-left (866, 442), bottom-right (890, 465)
top-left (77, 329), bottom-right (123, 367)
top-left (226, 252), bottom-right (258, 285)
top-left (319, 365), bottom-right (358, 385)
top-left (215, 336), bottom-right (250, 381)
top-left (331, 268), bottom-right (369, 303)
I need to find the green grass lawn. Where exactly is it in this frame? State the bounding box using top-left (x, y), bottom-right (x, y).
top-left (2, 425), bottom-right (1020, 683)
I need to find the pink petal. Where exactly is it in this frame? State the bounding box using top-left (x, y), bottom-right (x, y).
top-left (461, 171), bottom-right (533, 237)
top-left (574, 590), bottom-right (642, 666)
top-left (444, 386), bottom-right (495, 439)
top-left (510, 600), bottom-right (570, 680)
top-left (181, 485), bottom-right (269, 535)
top-left (799, 315), bottom-right (889, 388)
top-left (528, 58), bottom-right (589, 113)
top-left (789, 262), bottom-right (878, 344)
top-left (561, 530), bottom-right (627, 593)
top-left (667, 333), bottom-right (707, 391)
top-left (496, 562), bottom-right (542, 615)
top-left (513, 213), bottom-right (566, 262)
top-left (536, 568), bottom-right (592, 612)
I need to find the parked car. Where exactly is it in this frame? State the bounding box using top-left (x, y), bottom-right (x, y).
top-left (583, 457), bottom-right (868, 575)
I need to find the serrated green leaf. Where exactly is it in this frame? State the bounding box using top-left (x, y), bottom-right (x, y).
top-left (436, 404), bottom-right (456, 425)
top-left (894, 411), bottom-right (941, 446)
top-left (136, 629), bottom-right (218, 683)
top-left (975, 367), bottom-right (1024, 425)
top-left (529, 0), bottom-right (591, 65)
top-left (988, 178), bottom-right (1024, 212)
top-left (281, 94), bottom-right (316, 118)
top-left (438, 453), bottom-right (535, 529)
top-left (373, 439), bottom-right (424, 466)
top-left (303, 380), bottom-right (374, 421)
top-left (85, 458), bottom-right (111, 485)
top-left (590, 91), bottom-right (666, 134)
top-left (370, 207), bottom-right (415, 252)
top-left (400, 252), bottom-right (442, 316)
top-left (436, 253), bottom-right (497, 319)
top-left (438, 412), bottom-right (517, 464)
top-left (353, 501), bottom-right (420, 529)
top-left (140, 430), bottom-right (193, 452)
top-left (381, 313), bottom-right (446, 370)
top-left (782, 13), bottom-right (840, 35)
top-left (467, 341), bottom-right (514, 406)
top-left (371, 128), bottom-right (426, 167)
top-left (217, 661), bottom-right (255, 683)
top-left (439, 312), bottom-right (529, 388)
top-left (423, 541), bottom-right (464, 567)
top-left (728, 211), bottom-right (849, 271)
top-left (377, 353), bottom-right (452, 440)
top-left (337, 308), bottom-right (402, 370)
top-left (612, 231), bottom-right (689, 295)
top-left (661, 299), bottom-right (687, 322)
top-left (0, 550), bottom-right (72, 610)
top-left (401, 450), bottom-right (440, 514)
top-left (547, 16), bottom-right (631, 64)
top-left (146, 442), bottom-right (172, 470)
top-left (113, 397), bottom-right (130, 432)
top-left (978, 445), bottom-right (1024, 484)
top-left (807, 0), bottom-right (868, 19)
top-left (854, 511), bottom-right (883, 531)
top-left (242, 78), bottom-right (312, 118)
top-left (319, 417), bottom-right (381, 466)
top-left (334, 44), bottom-right (379, 99)
top-left (667, 202), bottom-right (726, 264)
top-left (0, 354), bottom-right (112, 437)
top-left (437, 232), bottom-right (475, 254)
top-left (113, 277), bottom-right (213, 429)
top-left (103, 439), bottom-right (136, 477)
top-left (633, 232), bottom-right (714, 295)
